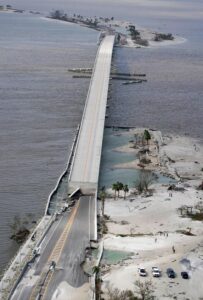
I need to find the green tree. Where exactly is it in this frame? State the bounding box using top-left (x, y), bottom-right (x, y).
top-left (143, 129), bottom-right (151, 145)
top-left (123, 184), bottom-right (129, 199)
top-left (92, 265), bottom-right (100, 277)
top-left (112, 182), bottom-right (124, 198)
top-left (112, 183), bottom-right (118, 198)
top-left (117, 181), bottom-right (124, 198)
top-left (99, 188), bottom-right (107, 216)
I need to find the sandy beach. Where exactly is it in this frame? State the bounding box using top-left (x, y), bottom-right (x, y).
top-left (99, 129), bottom-right (203, 299)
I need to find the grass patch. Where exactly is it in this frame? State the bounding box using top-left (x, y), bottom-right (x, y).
top-left (188, 213), bottom-right (203, 221)
top-left (102, 221), bottom-right (108, 234)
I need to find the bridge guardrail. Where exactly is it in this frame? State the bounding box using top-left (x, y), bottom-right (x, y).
top-left (44, 124), bottom-right (80, 215)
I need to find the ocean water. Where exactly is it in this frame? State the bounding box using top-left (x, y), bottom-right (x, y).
top-left (0, 0), bottom-right (203, 272)
top-left (0, 12), bottom-right (98, 273)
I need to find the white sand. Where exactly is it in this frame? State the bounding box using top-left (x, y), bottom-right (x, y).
top-left (51, 282), bottom-right (90, 300)
top-left (101, 131), bottom-right (203, 300)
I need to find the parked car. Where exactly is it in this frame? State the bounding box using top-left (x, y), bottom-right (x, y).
top-left (152, 267), bottom-right (161, 277)
top-left (166, 268), bottom-right (176, 278)
top-left (138, 268), bottom-right (147, 277)
top-left (181, 271), bottom-right (189, 279)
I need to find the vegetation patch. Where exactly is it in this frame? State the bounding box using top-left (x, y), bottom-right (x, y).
top-left (106, 280), bottom-right (154, 300)
top-left (9, 214), bottom-right (35, 244)
top-left (176, 230), bottom-right (196, 236)
top-left (134, 171), bottom-right (155, 194)
top-left (154, 33), bottom-right (174, 41)
top-left (117, 233), bottom-right (153, 237)
top-left (187, 213), bottom-right (203, 221)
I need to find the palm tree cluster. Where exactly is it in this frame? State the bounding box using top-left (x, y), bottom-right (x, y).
top-left (112, 182), bottom-right (129, 199)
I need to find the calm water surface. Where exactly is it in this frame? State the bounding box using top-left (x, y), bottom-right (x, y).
top-left (0, 0), bottom-right (203, 271)
top-left (0, 12), bottom-right (97, 272)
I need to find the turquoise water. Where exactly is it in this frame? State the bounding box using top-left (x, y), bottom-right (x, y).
top-left (102, 249), bottom-right (133, 264)
top-left (99, 128), bottom-right (175, 188)
top-left (101, 128), bottom-right (136, 168)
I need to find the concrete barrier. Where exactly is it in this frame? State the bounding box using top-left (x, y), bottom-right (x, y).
top-left (44, 125), bottom-right (80, 215)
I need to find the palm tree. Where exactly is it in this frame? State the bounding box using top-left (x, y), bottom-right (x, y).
top-left (116, 181), bottom-right (124, 198)
top-left (99, 189), bottom-right (106, 216)
top-left (144, 129), bottom-right (151, 145)
top-left (92, 265), bottom-right (100, 276)
top-left (112, 182), bottom-right (124, 198)
top-left (123, 184), bottom-right (129, 199)
top-left (92, 266), bottom-right (100, 285)
top-left (112, 183), bottom-right (118, 199)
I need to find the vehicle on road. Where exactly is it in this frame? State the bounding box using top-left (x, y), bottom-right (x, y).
top-left (62, 206), bottom-right (67, 212)
top-left (31, 232), bottom-right (36, 241)
top-left (138, 268), bottom-right (147, 277)
top-left (33, 246), bottom-right (41, 257)
top-left (181, 271), bottom-right (189, 279)
top-left (152, 267), bottom-right (161, 277)
top-left (166, 268), bottom-right (176, 278)
top-left (49, 260), bottom-right (56, 271)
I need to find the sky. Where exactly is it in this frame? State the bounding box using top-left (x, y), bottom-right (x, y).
top-left (1, 0), bottom-right (203, 19)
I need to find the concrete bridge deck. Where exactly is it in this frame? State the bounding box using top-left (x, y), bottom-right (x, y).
top-left (68, 35), bottom-right (115, 194)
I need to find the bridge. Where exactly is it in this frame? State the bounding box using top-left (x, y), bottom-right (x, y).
top-left (6, 35), bottom-right (115, 300)
top-left (68, 35), bottom-right (115, 194)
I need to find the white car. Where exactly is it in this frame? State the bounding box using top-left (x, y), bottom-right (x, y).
top-left (152, 267), bottom-right (161, 277)
top-left (138, 268), bottom-right (147, 277)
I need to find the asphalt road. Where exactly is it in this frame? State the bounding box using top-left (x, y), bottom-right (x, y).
top-left (11, 196), bottom-right (93, 300)
top-left (43, 196), bottom-right (91, 300)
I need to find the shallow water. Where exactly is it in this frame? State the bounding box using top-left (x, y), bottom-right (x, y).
top-left (102, 249), bottom-right (133, 265)
top-left (99, 128), bottom-right (175, 188)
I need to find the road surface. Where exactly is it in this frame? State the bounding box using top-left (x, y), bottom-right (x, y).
top-left (11, 196), bottom-right (93, 300)
top-left (69, 35), bottom-right (115, 193)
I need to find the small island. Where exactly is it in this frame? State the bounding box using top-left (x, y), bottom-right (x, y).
top-left (47, 10), bottom-right (177, 48)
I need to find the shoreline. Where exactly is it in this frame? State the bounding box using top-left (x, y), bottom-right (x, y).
top-left (106, 128), bottom-right (203, 179)
top-left (99, 128), bottom-right (203, 299)
top-left (0, 8), bottom-right (186, 49)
